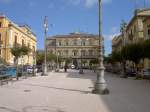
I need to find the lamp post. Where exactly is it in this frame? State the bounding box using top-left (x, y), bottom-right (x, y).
top-left (92, 0), bottom-right (109, 94)
top-left (21, 55), bottom-right (24, 76)
top-left (42, 16), bottom-right (48, 76)
top-left (32, 51), bottom-right (36, 76)
top-left (55, 42), bottom-right (59, 72)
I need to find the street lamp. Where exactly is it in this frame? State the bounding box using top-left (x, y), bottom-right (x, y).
top-left (42, 16), bottom-right (48, 76)
top-left (92, 0), bottom-right (109, 94)
top-left (55, 42), bottom-right (59, 72)
top-left (32, 51), bottom-right (36, 76)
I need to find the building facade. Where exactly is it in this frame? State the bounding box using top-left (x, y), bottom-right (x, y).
top-left (125, 9), bottom-right (150, 44)
top-left (0, 15), bottom-right (37, 65)
top-left (112, 8), bottom-right (150, 69)
top-left (112, 34), bottom-right (123, 52)
top-left (143, 17), bottom-right (150, 40)
top-left (46, 32), bottom-right (99, 68)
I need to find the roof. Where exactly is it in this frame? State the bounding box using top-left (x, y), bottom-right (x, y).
top-left (0, 14), bottom-right (36, 37)
top-left (47, 32), bottom-right (99, 39)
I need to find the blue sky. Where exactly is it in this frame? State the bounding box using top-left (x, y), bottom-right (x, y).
top-left (0, 0), bottom-right (149, 55)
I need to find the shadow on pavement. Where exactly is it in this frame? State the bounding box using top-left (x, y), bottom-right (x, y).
top-left (22, 83), bottom-right (90, 94)
top-left (64, 69), bottom-right (150, 112)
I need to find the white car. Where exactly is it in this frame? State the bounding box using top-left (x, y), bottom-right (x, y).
top-left (27, 66), bottom-right (37, 74)
top-left (143, 68), bottom-right (150, 78)
top-left (71, 65), bottom-right (75, 69)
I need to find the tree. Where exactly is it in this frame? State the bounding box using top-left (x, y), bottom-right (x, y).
top-left (143, 39), bottom-right (150, 59)
top-left (0, 57), bottom-right (8, 65)
top-left (111, 51), bottom-right (123, 63)
top-left (89, 58), bottom-right (99, 72)
top-left (121, 43), bottom-right (144, 77)
top-left (47, 53), bottom-right (56, 62)
top-left (64, 57), bottom-right (72, 65)
top-left (36, 51), bottom-right (44, 65)
top-left (11, 45), bottom-right (30, 80)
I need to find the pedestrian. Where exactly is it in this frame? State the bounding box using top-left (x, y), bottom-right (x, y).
top-left (64, 64), bottom-right (68, 72)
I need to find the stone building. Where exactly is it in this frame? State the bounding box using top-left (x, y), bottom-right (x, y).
top-left (125, 8), bottom-right (150, 44)
top-left (112, 34), bottom-right (123, 52)
top-left (112, 8), bottom-right (150, 69)
top-left (0, 15), bottom-right (37, 65)
top-left (46, 32), bottom-right (99, 68)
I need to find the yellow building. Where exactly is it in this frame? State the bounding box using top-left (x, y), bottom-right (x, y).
top-left (0, 15), bottom-right (37, 65)
top-left (143, 17), bottom-right (150, 40)
top-left (112, 8), bottom-right (150, 69)
top-left (125, 9), bottom-right (150, 44)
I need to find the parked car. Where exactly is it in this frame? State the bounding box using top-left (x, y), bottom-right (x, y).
top-left (125, 69), bottom-right (136, 77)
top-left (27, 66), bottom-right (37, 74)
top-left (71, 65), bottom-right (75, 69)
top-left (142, 68), bottom-right (150, 79)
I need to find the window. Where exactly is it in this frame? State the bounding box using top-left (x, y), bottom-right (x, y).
top-left (72, 50), bottom-right (78, 56)
top-left (58, 41), bottom-right (61, 46)
top-left (89, 50), bottom-right (93, 56)
top-left (14, 36), bottom-right (17, 47)
top-left (83, 40), bottom-right (86, 46)
top-left (81, 50), bottom-right (86, 56)
top-left (73, 39), bottom-right (77, 46)
top-left (22, 39), bottom-right (25, 46)
top-left (66, 41), bottom-right (69, 46)
top-left (32, 46), bottom-right (35, 52)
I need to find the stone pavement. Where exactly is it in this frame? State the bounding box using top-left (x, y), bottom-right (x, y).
top-left (0, 69), bottom-right (150, 112)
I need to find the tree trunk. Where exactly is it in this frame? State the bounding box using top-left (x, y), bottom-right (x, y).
top-left (122, 60), bottom-right (127, 78)
top-left (16, 58), bottom-right (19, 80)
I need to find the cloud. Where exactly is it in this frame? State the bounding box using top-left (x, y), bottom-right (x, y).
top-left (65, 0), bottom-right (112, 8)
top-left (104, 26), bottom-right (120, 40)
top-left (104, 33), bottom-right (120, 40)
top-left (85, 0), bottom-right (112, 8)
top-left (110, 26), bottom-right (119, 33)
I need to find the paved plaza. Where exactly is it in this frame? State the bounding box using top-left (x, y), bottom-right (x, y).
top-left (0, 69), bottom-right (150, 112)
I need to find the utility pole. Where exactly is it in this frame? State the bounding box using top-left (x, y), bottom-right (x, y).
top-left (42, 16), bottom-right (48, 76)
top-left (92, 0), bottom-right (109, 94)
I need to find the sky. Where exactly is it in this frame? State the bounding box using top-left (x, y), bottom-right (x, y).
top-left (0, 0), bottom-right (149, 55)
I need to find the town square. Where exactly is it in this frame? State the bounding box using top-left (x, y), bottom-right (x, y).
top-left (0, 0), bottom-right (150, 112)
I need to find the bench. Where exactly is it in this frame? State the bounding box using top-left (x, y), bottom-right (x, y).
top-left (0, 75), bottom-right (12, 85)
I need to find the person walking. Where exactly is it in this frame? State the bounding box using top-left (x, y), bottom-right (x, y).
top-left (64, 64), bottom-right (68, 72)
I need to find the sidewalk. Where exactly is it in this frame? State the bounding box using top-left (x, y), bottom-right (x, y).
top-left (0, 69), bottom-right (150, 112)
